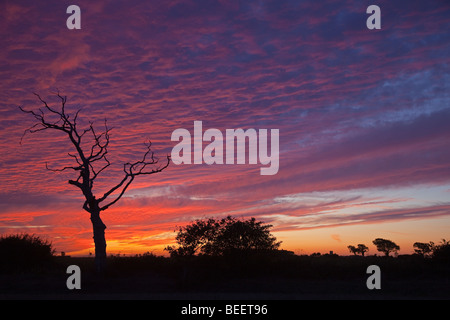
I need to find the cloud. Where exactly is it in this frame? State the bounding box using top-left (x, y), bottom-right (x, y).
top-left (331, 234), bottom-right (341, 243)
top-left (1, 0), bottom-right (450, 254)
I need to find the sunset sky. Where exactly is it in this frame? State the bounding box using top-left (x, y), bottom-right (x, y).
top-left (1, 0), bottom-right (449, 256)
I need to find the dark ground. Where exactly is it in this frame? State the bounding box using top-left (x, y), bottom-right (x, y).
top-left (1, 252), bottom-right (449, 300)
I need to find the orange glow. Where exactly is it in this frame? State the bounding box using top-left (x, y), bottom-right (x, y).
top-left (1, 1), bottom-right (450, 259)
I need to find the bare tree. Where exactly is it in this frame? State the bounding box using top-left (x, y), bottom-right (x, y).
top-left (19, 92), bottom-right (170, 272)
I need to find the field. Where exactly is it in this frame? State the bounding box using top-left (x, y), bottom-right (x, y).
top-left (1, 251), bottom-right (449, 300)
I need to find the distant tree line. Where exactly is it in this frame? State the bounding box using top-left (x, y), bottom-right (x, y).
top-left (1, 218), bottom-right (449, 272)
top-left (347, 238), bottom-right (450, 257)
top-left (166, 216), bottom-right (450, 261)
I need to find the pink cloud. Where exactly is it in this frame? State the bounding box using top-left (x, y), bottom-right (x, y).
top-left (1, 0), bottom-right (449, 255)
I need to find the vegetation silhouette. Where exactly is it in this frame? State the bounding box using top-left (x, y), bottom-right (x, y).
top-left (0, 234), bottom-right (55, 272)
top-left (413, 241), bottom-right (434, 257)
top-left (372, 238), bottom-right (400, 257)
top-left (19, 92), bottom-right (170, 272)
top-left (432, 239), bottom-right (450, 263)
top-left (0, 232), bottom-right (449, 298)
top-left (347, 244), bottom-right (369, 256)
top-left (165, 216), bottom-right (281, 257)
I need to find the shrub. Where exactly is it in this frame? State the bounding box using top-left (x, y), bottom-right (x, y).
top-left (432, 239), bottom-right (450, 263)
top-left (0, 233), bottom-right (55, 272)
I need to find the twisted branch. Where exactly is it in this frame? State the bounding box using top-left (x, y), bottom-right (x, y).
top-left (20, 92), bottom-right (170, 213)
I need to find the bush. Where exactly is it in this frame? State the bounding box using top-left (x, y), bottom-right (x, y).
top-left (432, 242), bottom-right (450, 263)
top-left (165, 216), bottom-right (281, 257)
top-left (0, 233), bottom-right (55, 272)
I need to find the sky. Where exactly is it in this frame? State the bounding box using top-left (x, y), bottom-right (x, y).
top-left (1, 0), bottom-right (449, 256)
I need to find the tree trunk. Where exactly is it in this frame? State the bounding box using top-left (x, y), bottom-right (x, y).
top-left (90, 210), bottom-right (107, 273)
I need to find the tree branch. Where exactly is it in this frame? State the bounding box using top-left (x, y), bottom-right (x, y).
top-left (97, 142), bottom-right (171, 211)
top-left (20, 92), bottom-right (170, 214)
top-left (45, 161), bottom-right (82, 172)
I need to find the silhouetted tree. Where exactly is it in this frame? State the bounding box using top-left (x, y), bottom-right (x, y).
top-left (357, 244), bottom-right (369, 256)
top-left (20, 93), bottom-right (170, 272)
top-left (165, 216), bottom-right (281, 257)
top-left (413, 241), bottom-right (434, 257)
top-left (348, 245), bottom-right (357, 255)
top-left (347, 244), bottom-right (368, 256)
top-left (372, 238), bottom-right (400, 257)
